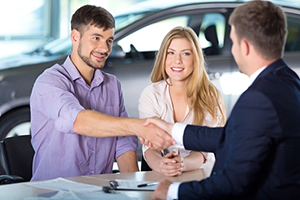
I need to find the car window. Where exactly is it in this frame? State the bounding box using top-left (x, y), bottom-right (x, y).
top-left (199, 13), bottom-right (226, 56)
top-left (117, 13), bottom-right (226, 55)
top-left (117, 16), bottom-right (189, 52)
top-left (114, 11), bottom-right (156, 31)
top-left (285, 15), bottom-right (300, 52)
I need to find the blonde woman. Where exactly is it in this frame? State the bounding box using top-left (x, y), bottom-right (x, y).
top-left (138, 26), bottom-right (226, 177)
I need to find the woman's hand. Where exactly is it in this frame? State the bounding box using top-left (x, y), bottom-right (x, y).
top-left (157, 153), bottom-right (183, 177)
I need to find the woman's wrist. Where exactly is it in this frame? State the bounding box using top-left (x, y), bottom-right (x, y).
top-left (180, 156), bottom-right (185, 172)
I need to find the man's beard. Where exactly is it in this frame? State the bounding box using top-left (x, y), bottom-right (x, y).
top-left (77, 42), bottom-right (107, 69)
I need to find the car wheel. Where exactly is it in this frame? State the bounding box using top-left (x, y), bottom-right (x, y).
top-left (0, 107), bottom-right (31, 140)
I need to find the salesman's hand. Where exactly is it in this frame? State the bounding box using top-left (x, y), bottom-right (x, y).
top-left (151, 180), bottom-right (172, 200)
top-left (145, 117), bottom-right (174, 134)
top-left (136, 118), bottom-right (175, 150)
top-left (140, 117), bottom-right (175, 149)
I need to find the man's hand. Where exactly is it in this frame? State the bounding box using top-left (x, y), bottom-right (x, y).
top-left (145, 117), bottom-right (174, 134)
top-left (139, 117), bottom-right (175, 149)
top-left (151, 180), bottom-right (172, 200)
top-left (135, 118), bottom-right (175, 150)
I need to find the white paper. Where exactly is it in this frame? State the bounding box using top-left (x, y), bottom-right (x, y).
top-left (23, 191), bottom-right (78, 200)
top-left (73, 191), bottom-right (137, 200)
top-left (23, 178), bottom-right (137, 200)
top-left (23, 190), bottom-right (136, 200)
top-left (24, 177), bottom-right (102, 192)
top-left (115, 179), bottom-right (158, 191)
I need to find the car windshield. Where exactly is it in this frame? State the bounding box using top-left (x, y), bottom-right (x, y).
top-left (29, 9), bottom-right (156, 56)
top-left (30, 0), bottom-right (300, 56)
top-left (115, 11), bottom-right (155, 31)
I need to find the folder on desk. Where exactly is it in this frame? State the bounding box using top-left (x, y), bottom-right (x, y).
top-left (111, 179), bottom-right (158, 191)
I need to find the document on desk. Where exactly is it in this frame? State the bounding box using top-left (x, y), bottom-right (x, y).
top-left (23, 190), bottom-right (136, 200)
top-left (115, 179), bottom-right (158, 191)
top-left (24, 178), bottom-right (136, 200)
top-left (24, 177), bottom-right (102, 192)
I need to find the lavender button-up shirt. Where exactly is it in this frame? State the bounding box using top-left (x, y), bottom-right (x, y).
top-left (30, 56), bottom-right (138, 181)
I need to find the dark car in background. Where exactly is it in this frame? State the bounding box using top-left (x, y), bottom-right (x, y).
top-left (0, 1), bottom-right (299, 151)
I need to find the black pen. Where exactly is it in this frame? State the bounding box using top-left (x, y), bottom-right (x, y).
top-left (137, 182), bottom-right (159, 187)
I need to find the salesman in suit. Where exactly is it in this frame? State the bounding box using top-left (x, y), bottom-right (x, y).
top-left (147, 0), bottom-right (300, 199)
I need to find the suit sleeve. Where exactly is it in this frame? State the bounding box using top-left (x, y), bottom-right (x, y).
top-left (183, 125), bottom-right (224, 153)
top-left (179, 90), bottom-right (280, 199)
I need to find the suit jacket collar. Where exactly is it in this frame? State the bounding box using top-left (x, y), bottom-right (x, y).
top-left (251, 58), bottom-right (287, 86)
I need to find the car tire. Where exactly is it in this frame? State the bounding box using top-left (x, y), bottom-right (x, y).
top-left (0, 107), bottom-right (30, 140)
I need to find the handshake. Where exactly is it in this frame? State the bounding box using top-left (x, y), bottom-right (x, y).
top-left (137, 117), bottom-right (176, 150)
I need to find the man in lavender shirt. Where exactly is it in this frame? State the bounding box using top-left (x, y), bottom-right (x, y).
top-left (30, 5), bottom-right (175, 181)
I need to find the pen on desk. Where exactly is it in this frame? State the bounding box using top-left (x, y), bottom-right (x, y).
top-left (137, 182), bottom-right (159, 187)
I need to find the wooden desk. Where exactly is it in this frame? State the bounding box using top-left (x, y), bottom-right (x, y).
top-left (0, 168), bottom-right (211, 200)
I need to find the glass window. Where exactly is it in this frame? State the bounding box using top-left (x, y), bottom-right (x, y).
top-left (285, 15), bottom-right (300, 52)
top-left (115, 12), bottom-right (155, 31)
top-left (0, 0), bottom-right (48, 58)
top-left (0, 0), bottom-right (46, 38)
top-left (117, 16), bottom-right (189, 52)
top-left (199, 13), bottom-right (225, 48)
top-left (198, 13), bottom-right (226, 55)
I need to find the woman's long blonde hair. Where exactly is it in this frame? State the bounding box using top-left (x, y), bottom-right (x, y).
top-left (151, 26), bottom-right (226, 125)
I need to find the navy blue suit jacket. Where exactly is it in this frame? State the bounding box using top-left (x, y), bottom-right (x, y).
top-left (179, 59), bottom-right (300, 199)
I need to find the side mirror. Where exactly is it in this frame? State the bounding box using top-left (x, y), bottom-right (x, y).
top-left (106, 45), bottom-right (126, 67)
top-left (109, 44), bottom-right (126, 59)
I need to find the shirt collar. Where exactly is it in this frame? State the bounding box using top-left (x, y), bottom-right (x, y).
top-left (63, 56), bottom-right (81, 81)
top-left (63, 56), bottom-right (104, 86)
top-left (249, 66), bottom-right (267, 86)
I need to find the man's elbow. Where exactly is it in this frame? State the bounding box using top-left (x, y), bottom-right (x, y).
top-left (73, 119), bottom-right (80, 134)
top-left (73, 110), bottom-right (85, 134)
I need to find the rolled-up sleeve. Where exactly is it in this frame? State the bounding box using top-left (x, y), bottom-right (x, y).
top-left (31, 69), bottom-right (84, 134)
top-left (115, 136), bottom-right (138, 159)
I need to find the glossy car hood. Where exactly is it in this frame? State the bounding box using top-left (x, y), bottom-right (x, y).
top-left (0, 53), bottom-right (63, 71)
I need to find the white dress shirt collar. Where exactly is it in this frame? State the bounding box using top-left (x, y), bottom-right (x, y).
top-left (249, 66), bottom-right (267, 86)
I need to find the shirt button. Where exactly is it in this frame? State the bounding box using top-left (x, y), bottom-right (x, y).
top-left (92, 150), bottom-right (94, 153)
top-left (91, 170), bottom-right (94, 174)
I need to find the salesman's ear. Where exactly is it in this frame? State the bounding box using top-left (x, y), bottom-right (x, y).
top-left (241, 39), bottom-right (250, 56)
top-left (70, 29), bottom-right (80, 44)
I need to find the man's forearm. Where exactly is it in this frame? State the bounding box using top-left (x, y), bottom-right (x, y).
top-left (73, 110), bottom-right (140, 137)
top-left (117, 150), bottom-right (139, 172)
top-left (73, 110), bottom-right (176, 149)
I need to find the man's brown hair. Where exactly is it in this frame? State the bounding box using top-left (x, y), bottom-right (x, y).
top-left (229, 0), bottom-right (287, 60)
top-left (71, 5), bottom-right (115, 35)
